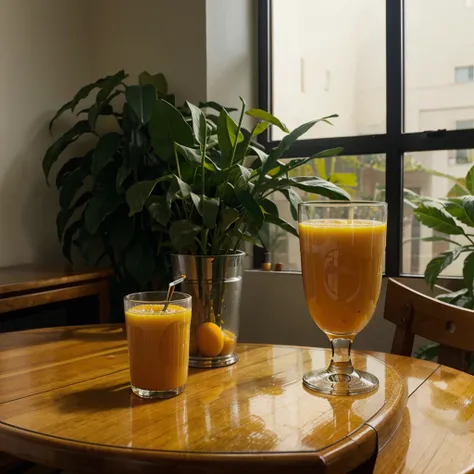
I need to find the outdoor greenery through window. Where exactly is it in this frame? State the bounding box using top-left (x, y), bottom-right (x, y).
top-left (258, 0), bottom-right (474, 276)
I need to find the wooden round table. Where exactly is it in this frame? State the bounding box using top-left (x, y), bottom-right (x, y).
top-left (0, 325), bottom-right (473, 474)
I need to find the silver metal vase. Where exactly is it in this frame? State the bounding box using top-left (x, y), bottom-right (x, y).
top-left (171, 251), bottom-right (245, 368)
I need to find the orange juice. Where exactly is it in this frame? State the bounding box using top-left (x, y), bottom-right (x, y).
top-left (299, 219), bottom-right (386, 337)
top-left (125, 304), bottom-right (191, 391)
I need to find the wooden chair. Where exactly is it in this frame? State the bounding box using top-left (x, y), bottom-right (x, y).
top-left (384, 278), bottom-right (474, 371)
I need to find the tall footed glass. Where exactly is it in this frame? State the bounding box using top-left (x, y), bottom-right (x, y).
top-left (298, 201), bottom-right (387, 396)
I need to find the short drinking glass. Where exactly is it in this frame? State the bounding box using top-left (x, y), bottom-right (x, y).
top-left (298, 201), bottom-right (387, 396)
top-left (124, 291), bottom-right (192, 399)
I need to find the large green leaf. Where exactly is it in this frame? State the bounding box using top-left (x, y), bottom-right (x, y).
top-left (260, 198), bottom-right (279, 216)
top-left (252, 121), bottom-right (270, 137)
top-left (138, 71), bottom-right (168, 95)
top-left (126, 176), bottom-right (172, 216)
top-left (172, 175), bottom-right (192, 198)
top-left (55, 156), bottom-right (84, 189)
top-left (462, 196), bottom-right (474, 226)
top-left (436, 288), bottom-right (469, 304)
top-left (108, 209), bottom-right (135, 255)
top-left (88, 89), bottom-right (122, 130)
top-left (414, 343), bottom-right (440, 361)
top-left (463, 251), bottom-right (474, 297)
top-left (175, 144), bottom-right (201, 165)
top-left (217, 109), bottom-right (244, 167)
top-left (124, 237), bottom-right (156, 286)
top-left (219, 206), bottom-right (240, 231)
top-left (444, 198), bottom-right (474, 226)
top-left (43, 121), bottom-right (91, 183)
top-left (280, 188), bottom-right (302, 221)
top-left (466, 166), bottom-right (474, 194)
top-left (269, 177), bottom-right (350, 201)
top-left (286, 147), bottom-right (344, 173)
top-left (425, 247), bottom-right (463, 289)
top-left (263, 115), bottom-right (337, 174)
top-left (198, 101), bottom-right (237, 113)
top-left (56, 192), bottom-right (92, 241)
top-left (125, 84), bottom-right (156, 124)
top-left (149, 99), bottom-right (194, 158)
top-left (116, 165), bottom-right (132, 189)
top-left (62, 221), bottom-right (81, 262)
top-left (169, 220), bottom-right (201, 253)
top-left (84, 191), bottom-right (121, 234)
top-left (59, 168), bottom-right (86, 209)
top-left (414, 202), bottom-right (464, 235)
top-left (191, 194), bottom-right (220, 230)
top-left (246, 108), bottom-right (289, 133)
top-left (186, 101), bottom-right (207, 147)
top-left (248, 146), bottom-right (268, 168)
top-left (235, 188), bottom-right (264, 228)
top-left (147, 195), bottom-right (171, 226)
top-left (92, 132), bottom-right (121, 176)
top-left (264, 213), bottom-right (299, 238)
top-left (48, 70), bottom-right (126, 132)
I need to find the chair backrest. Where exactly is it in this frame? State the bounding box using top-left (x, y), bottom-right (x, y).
top-left (384, 278), bottom-right (474, 371)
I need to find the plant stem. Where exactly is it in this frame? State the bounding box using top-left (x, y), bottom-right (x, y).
top-left (200, 119), bottom-right (208, 255)
top-left (465, 232), bottom-right (474, 245)
top-left (229, 97), bottom-right (246, 168)
top-left (238, 123), bottom-right (258, 166)
top-left (174, 144), bottom-right (182, 180)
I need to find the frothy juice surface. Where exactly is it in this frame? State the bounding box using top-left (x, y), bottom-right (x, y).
top-left (299, 219), bottom-right (386, 337)
top-left (125, 304), bottom-right (191, 391)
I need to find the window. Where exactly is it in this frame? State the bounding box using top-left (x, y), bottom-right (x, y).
top-left (455, 120), bottom-right (474, 163)
top-left (455, 66), bottom-right (474, 83)
top-left (257, 0), bottom-right (474, 276)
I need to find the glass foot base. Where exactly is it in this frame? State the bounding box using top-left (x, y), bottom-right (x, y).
top-left (189, 352), bottom-right (239, 368)
top-left (303, 369), bottom-right (379, 396)
top-left (131, 384), bottom-right (185, 399)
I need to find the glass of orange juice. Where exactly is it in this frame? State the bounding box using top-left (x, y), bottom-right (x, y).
top-left (124, 291), bottom-right (192, 399)
top-left (298, 201), bottom-right (387, 396)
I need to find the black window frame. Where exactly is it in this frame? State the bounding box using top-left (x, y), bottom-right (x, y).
top-left (254, 0), bottom-right (474, 276)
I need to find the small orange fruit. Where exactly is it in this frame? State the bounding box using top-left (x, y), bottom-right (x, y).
top-left (197, 322), bottom-right (224, 357)
top-left (220, 329), bottom-right (236, 356)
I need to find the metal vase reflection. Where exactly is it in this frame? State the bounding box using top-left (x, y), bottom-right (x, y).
top-left (171, 252), bottom-right (244, 368)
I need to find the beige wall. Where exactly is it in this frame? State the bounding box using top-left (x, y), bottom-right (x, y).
top-left (91, 0), bottom-right (207, 104)
top-left (0, 0), bottom-right (93, 266)
top-left (0, 0), bottom-right (212, 267)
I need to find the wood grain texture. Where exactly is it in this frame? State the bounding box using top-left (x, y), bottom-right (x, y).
top-left (385, 278), bottom-right (474, 370)
top-left (0, 326), bottom-right (473, 473)
top-left (0, 326), bottom-right (408, 474)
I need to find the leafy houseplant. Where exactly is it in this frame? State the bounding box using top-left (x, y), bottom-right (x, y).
top-left (44, 69), bottom-right (350, 367)
top-left (412, 164), bottom-right (474, 373)
top-left (44, 70), bottom-right (241, 292)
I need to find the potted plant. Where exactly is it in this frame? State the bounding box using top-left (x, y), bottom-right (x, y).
top-left (43, 70), bottom-right (239, 294)
top-left (124, 97), bottom-right (350, 367)
top-left (412, 164), bottom-right (474, 372)
top-left (43, 70), bottom-right (350, 367)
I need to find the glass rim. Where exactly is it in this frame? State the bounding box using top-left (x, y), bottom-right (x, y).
top-left (170, 250), bottom-right (246, 259)
top-left (124, 291), bottom-right (191, 304)
top-left (299, 200), bottom-right (387, 208)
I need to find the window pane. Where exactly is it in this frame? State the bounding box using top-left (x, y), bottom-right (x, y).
top-left (271, 0), bottom-right (386, 140)
top-left (405, 1), bottom-right (474, 132)
top-left (402, 151), bottom-right (473, 276)
top-left (266, 154), bottom-right (386, 271)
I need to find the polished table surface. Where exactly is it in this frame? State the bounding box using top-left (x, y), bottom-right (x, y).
top-left (0, 325), bottom-right (473, 473)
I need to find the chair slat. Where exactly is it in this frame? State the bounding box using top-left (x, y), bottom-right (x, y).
top-left (384, 278), bottom-right (474, 371)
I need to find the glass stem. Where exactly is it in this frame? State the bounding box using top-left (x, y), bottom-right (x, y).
top-left (328, 338), bottom-right (354, 375)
